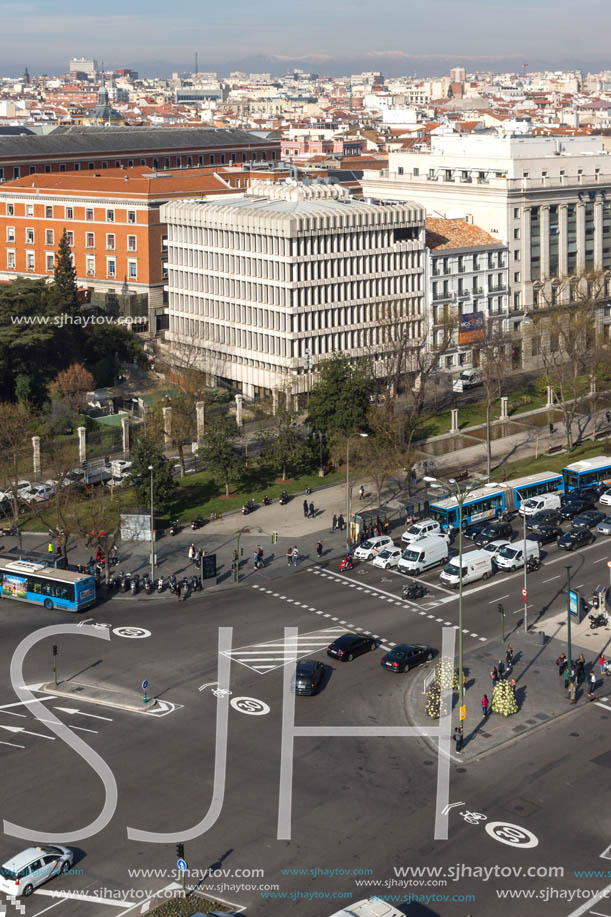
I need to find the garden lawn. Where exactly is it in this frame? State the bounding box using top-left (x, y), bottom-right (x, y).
top-left (492, 437), bottom-right (611, 481)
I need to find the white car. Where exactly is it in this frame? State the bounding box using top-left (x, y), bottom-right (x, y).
top-left (600, 488), bottom-right (611, 506)
top-left (0, 845), bottom-right (74, 897)
top-left (482, 539), bottom-right (511, 563)
top-left (401, 518), bottom-right (442, 544)
top-left (372, 545), bottom-right (402, 569)
top-left (328, 898), bottom-right (406, 917)
top-left (353, 535), bottom-right (394, 561)
top-left (32, 484), bottom-right (55, 501)
top-left (105, 473), bottom-right (132, 489)
top-left (18, 486), bottom-right (43, 503)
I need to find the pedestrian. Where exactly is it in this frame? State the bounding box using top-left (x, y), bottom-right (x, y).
top-left (48, 541), bottom-right (53, 554)
top-left (549, 422), bottom-right (555, 435)
top-left (506, 644), bottom-right (513, 667)
top-left (303, 499), bottom-right (309, 518)
top-left (556, 652), bottom-right (567, 676)
top-left (575, 659), bottom-right (584, 685)
top-left (338, 514), bottom-right (345, 531)
top-left (568, 680), bottom-right (577, 705)
top-left (257, 544), bottom-right (264, 562)
top-left (55, 540), bottom-right (62, 555)
top-left (309, 501), bottom-right (315, 518)
top-left (510, 677), bottom-right (517, 695)
top-left (481, 694), bottom-right (489, 717)
top-left (606, 410), bottom-right (611, 424)
top-left (462, 671), bottom-right (468, 693)
top-left (176, 580), bottom-right (182, 601)
top-left (383, 520), bottom-right (390, 535)
top-left (316, 540), bottom-right (323, 558)
top-left (332, 514), bottom-right (337, 532)
top-left (497, 659), bottom-right (504, 679)
top-left (292, 546), bottom-right (299, 567)
top-left (588, 671), bottom-right (598, 700)
top-left (286, 547), bottom-right (292, 566)
top-left (359, 485), bottom-right (365, 500)
top-left (600, 653), bottom-right (606, 675)
top-left (195, 549), bottom-right (201, 567)
top-left (376, 515), bottom-right (382, 530)
top-left (491, 666), bottom-right (498, 687)
top-left (188, 543), bottom-right (195, 561)
top-left (453, 725), bottom-right (464, 754)
top-left (360, 530), bottom-right (366, 544)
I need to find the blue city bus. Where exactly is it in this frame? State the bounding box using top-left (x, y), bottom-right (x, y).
top-left (428, 472), bottom-right (564, 530)
top-left (0, 559), bottom-right (96, 612)
top-left (563, 456), bottom-right (611, 492)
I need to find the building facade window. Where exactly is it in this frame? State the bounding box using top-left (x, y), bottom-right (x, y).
top-left (567, 204), bottom-right (577, 273)
top-left (6, 226), bottom-right (14, 242)
top-left (45, 229), bottom-right (54, 245)
top-left (26, 203), bottom-right (33, 216)
top-left (26, 251), bottom-right (35, 271)
top-left (86, 208), bottom-right (94, 221)
top-left (6, 250), bottom-right (15, 269)
top-left (530, 207), bottom-right (540, 279)
top-left (86, 232), bottom-right (95, 248)
top-left (549, 205), bottom-right (559, 277)
top-left (585, 202), bottom-right (595, 271)
top-left (127, 210), bottom-right (136, 224)
top-left (6, 203), bottom-right (14, 216)
top-left (106, 233), bottom-right (115, 250)
top-left (65, 207), bottom-right (73, 219)
top-left (86, 255), bottom-right (95, 276)
top-left (107, 257), bottom-right (116, 278)
top-left (106, 209), bottom-right (115, 223)
top-left (127, 235), bottom-right (137, 251)
top-left (26, 228), bottom-right (34, 244)
top-left (65, 230), bottom-right (74, 246)
top-left (45, 206), bottom-right (53, 218)
top-left (128, 259), bottom-right (137, 279)
top-left (45, 253), bottom-right (54, 271)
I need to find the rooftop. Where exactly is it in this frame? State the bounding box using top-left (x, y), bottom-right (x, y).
top-left (426, 217), bottom-right (503, 251)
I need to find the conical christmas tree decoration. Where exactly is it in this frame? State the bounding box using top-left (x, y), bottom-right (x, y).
top-left (491, 680), bottom-right (518, 716)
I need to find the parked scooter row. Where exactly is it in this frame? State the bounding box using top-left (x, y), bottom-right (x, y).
top-left (101, 571), bottom-right (202, 596)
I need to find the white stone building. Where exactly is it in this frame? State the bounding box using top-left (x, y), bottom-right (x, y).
top-left (362, 134), bottom-right (611, 364)
top-left (161, 181), bottom-right (425, 399)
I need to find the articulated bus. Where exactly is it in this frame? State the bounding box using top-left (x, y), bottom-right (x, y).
top-left (0, 560), bottom-right (96, 612)
top-left (563, 456), bottom-right (611, 492)
top-left (428, 471), bottom-right (564, 530)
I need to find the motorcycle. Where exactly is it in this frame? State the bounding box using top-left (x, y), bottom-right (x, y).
top-left (263, 495), bottom-right (272, 506)
top-left (157, 576), bottom-right (164, 593)
top-left (526, 557), bottom-right (542, 573)
top-left (169, 574), bottom-right (177, 594)
top-left (589, 612), bottom-right (609, 629)
top-left (130, 573), bottom-right (140, 595)
top-left (181, 576), bottom-right (190, 599)
top-left (602, 660), bottom-right (611, 676)
top-left (279, 491), bottom-right (289, 506)
top-left (402, 582), bottom-right (428, 600)
top-left (339, 555), bottom-right (354, 571)
top-left (242, 499), bottom-right (255, 515)
top-left (191, 574), bottom-right (202, 592)
top-left (191, 515), bottom-right (205, 530)
top-left (169, 519), bottom-right (180, 536)
top-left (143, 574), bottom-right (153, 595)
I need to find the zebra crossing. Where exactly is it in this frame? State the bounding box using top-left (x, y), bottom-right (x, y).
top-left (594, 694), bottom-right (611, 713)
top-left (221, 626), bottom-right (351, 674)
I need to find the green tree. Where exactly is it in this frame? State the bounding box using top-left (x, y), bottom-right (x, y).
top-left (199, 416), bottom-right (240, 496)
top-left (264, 409), bottom-right (308, 481)
top-left (307, 356), bottom-right (373, 438)
top-left (53, 229), bottom-right (80, 314)
top-left (130, 438), bottom-right (177, 512)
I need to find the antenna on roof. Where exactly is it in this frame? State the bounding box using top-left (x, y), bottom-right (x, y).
top-left (194, 51), bottom-right (198, 76)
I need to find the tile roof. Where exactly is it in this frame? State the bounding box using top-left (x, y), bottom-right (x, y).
top-left (425, 217), bottom-right (503, 251)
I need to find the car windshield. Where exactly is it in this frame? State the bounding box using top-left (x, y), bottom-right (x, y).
top-left (402, 548), bottom-right (420, 561)
top-left (444, 562), bottom-right (461, 576)
top-left (406, 526), bottom-right (422, 536)
top-left (523, 499), bottom-right (537, 508)
top-left (360, 540), bottom-right (374, 549)
top-left (378, 550), bottom-right (391, 559)
top-left (567, 531), bottom-right (579, 538)
top-left (603, 517), bottom-right (611, 524)
top-left (0, 867), bottom-right (16, 880)
top-left (296, 665), bottom-right (314, 677)
top-left (480, 526), bottom-right (498, 537)
top-left (484, 542), bottom-right (505, 553)
top-left (499, 546), bottom-right (518, 559)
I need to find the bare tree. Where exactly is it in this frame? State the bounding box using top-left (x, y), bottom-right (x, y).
top-left (476, 319), bottom-right (512, 481)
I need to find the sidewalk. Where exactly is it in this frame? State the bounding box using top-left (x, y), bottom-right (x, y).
top-left (406, 628), bottom-right (610, 762)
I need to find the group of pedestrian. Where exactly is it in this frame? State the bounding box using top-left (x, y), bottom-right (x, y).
top-left (252, 544), bottom-right (264, 569)
top-left (286, 545), bottom-right (300, 567)
top-left (557, 651), bottom-right (600, 701)
top-left (332, 514), bottom-right (345, 532)
top-left (188, 543), bottom-right (206, 567)
top-left (303, 500), bottom-right (316, 519)
top-left (358, 518), bottom-right (390, 542)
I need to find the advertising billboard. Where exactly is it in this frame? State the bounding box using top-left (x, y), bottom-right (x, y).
top-left (458, 311), bottom-right (485, 345)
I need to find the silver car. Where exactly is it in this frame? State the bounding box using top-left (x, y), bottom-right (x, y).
top-left (596, 516), bottom-right (611, 535)
top-left (0, 845), bottom-right (74, 897)
top-left (482, 539), bottom-right (511, 565)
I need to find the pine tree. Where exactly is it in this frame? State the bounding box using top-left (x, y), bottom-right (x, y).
top-left (53, 230), bottom-right (80, 315)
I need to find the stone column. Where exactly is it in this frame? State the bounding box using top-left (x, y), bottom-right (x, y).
top-left (500, 397), bottom-right (508, 420)
top-left (450, 408), bottom-right (459, 433)
top-left (77, 426), bottom-right (86, 465)
top-left (590, 376), bottom-right (597, 396)
top-left (595, 201), bottom-right (604, 271)
top-left (235, 394), bottom-right (243, 429)
top-left (558, 204), bottom-right (568, 278)
top-left (540, 206), bottom-right (550, 280)
top-left (576, 203), bottom-right (586, 274)
top-left (121, 415), bottom-right (130, 455)
top-left (293, 393), bottom-right (299, 413)
top-left (521, 207), bottom-right (532, 282)
top-left (162, 406), bottom-right (172, 447)
top-left (196, 401), bottom-right (205, 444)
top-left (272, 390), bottom-right (278, 416)
top-left (546, 385), bottom-right (554, 408)
top-left (32, 436), bottom-right (40, 475)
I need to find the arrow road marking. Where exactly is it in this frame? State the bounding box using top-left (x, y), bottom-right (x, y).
top-left (0, 724), bottom-right (54, 740)
top-left (54, 706), bottom-right (112, 721)
top-left (441, 801), bottom-right (465, 816)
top-left (0, 698), bottom-right (51, 711)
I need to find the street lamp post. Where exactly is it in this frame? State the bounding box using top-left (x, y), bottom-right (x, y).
top-left (317, 432), bottom-right (324, 478)
top-left (522, 507), bottom-right (528, 633)
top-left (566, 564), bottom-right (573, 676)
top-left (148, 464), bottom-right (155, 582)
top-left (346, 433), bottom-right (368, 552)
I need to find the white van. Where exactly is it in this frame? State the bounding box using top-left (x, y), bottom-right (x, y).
top-left (453, 369), bottom-right (483, 393)
top-left (494, 539), bottom-right (540, 571)
top-left (440, 549), bottom-right (492, 587)
top-left (328, 898), bottom-right (406, 917)
top-left (401, 518), bottom-right (442, 544)
top-left (398, 535), bottom-right (448, 575)
top-left (519, 492), bottom-right (561, 517)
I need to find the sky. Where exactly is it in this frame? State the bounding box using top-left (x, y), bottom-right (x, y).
top-left (2, 0), bottom-right (611, 77)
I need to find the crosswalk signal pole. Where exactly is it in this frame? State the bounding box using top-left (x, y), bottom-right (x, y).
top-left (52, 644), bottom-right (58, 686)
top-left (498, 603), bottom-right (505, 643)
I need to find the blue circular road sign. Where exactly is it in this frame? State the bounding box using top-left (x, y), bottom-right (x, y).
top-left (177, 858), bottom-right (187, 871)
top-left (142, 679), bottom-right (149, 690)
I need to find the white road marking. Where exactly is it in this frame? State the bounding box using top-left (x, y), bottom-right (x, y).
top-left (30, 898), bottom-right (66, 916)
top-left (565, 882), bottom-right (611, 916)
top-left (489, 594), bottom-right (510, 603)
top-left (221, 627), bottom-right (350, 674)
top-left (592, 556), bottom-right (609, 563)
top-left (0, 724), bottom-right (54, 740)
top-left (31, 889), bottom-right (127, 907)
top-left (0, 710), bottom-right (26, 717)
top-left (38, 719), bottom-right (97, 734)
top-left (0, 697), bottom-right (51, 711)
top-left (0, 740), bottom-right (25, 748)
top-left (54, 707), bottom-right (113, 721)
top-left (543, 575), bottom-right (560, 582)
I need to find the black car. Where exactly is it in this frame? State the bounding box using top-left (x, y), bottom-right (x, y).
top-left (557, 527), bottom-right (596, 551)
top-left (473, 521), bottom-right (514, 547)
top-left (571, 486), bottom-right (601, 503)
top-left (292, 660), bottom-right (325, 695)
top-left (464, 520), bottom-right (490, 540)
top-left (380, 644), bottom-right (436, 673)
top-left (559, 500), bottom-right (592, 521)
top-left (327, 633), bottom-right (376, 661)
top-left (526, 509), bottom-right (563, 531)
top-left (572, 510), bottom-right (607, 529)
top-left (526, 525), bottom-right (563, 546)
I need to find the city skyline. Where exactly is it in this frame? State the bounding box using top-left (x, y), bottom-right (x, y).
top-left (1, 0), bottom-right (610, 77)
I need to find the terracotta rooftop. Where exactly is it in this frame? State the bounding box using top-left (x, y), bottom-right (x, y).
top-left (426, 217), bottom-right (503, 251)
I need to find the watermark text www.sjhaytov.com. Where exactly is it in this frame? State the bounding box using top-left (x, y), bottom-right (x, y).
top-left (11, 313), bottom-right (147, 328)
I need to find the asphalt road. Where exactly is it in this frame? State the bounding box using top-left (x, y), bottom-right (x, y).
top-left (0, 527), bottom-right (610, 917)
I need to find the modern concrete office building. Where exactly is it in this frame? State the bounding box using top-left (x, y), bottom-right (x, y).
top-left (161, 180), bottom-right (425, 399)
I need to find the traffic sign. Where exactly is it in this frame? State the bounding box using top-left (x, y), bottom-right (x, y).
top-left (607, 560), bottom-right (611, 569)
top-left (460, 705), bottom-right (466, 721)
top-left (142, 680), bottom-right (149, 690)
top-left (177, 858), bottom-right (187, 871)
top-left (521, 587), bottom-right (528, 604)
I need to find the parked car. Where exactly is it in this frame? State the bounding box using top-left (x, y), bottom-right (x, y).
top-left (473, 521), bottom-right (514, 547)
top-left (327, 633), bottom-right (376, 661)
top-left (400, 518), bottom-right (442, 544)
top-left (572, 510), bottom-right (607, 529)
top-left (0, 845), bottom-right (74, 898)
top-left (353, 536), bottom-right (393, 562)
top-left (526, 525), bottom-right (563, 546)
top-left (559, 500), bottom-right (592, 521)
top-left (482, 539), bottom-right (511, 562)
top-left (292, 660), bottom-right (325, 695)
top-left (463, 520), bottom-right (490, 540)
top-left (372, 545), bottom-right (403, 569)
top-left (596, 516), bottom-right (611, 535)
top-left (599, 488), bottom-right (611, 507)
top-left (557, 527), bottom-right (596, 551)
top-left (526, 509), bottom-right (563, 531)
top-left (380, 644), bottom-right (435, 673)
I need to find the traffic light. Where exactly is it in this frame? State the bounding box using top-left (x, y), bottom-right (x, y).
top-left (52, 644), bottom-right (58, 656)
top-left (497, 603), bottom-right (505, 616)
top-left (176, 843), bottom-right (184, 860)
top-left (271, 531), bottom-right (278, 545)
